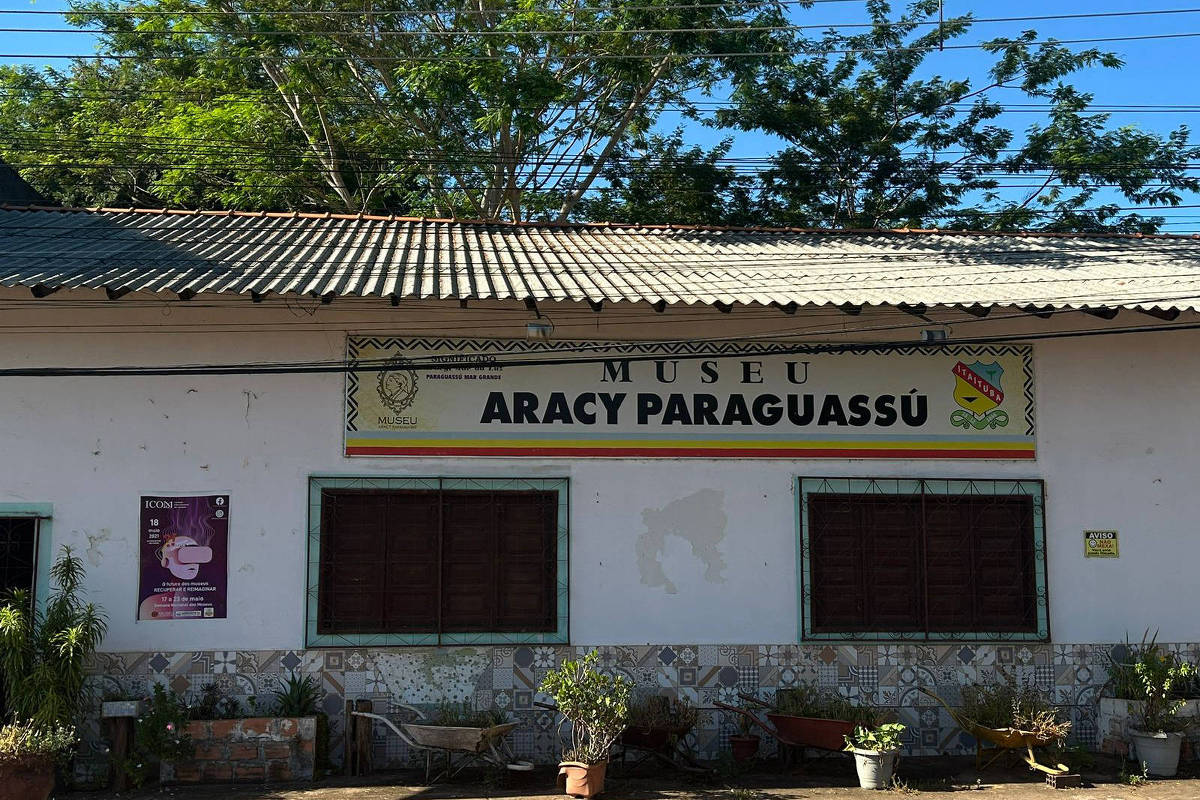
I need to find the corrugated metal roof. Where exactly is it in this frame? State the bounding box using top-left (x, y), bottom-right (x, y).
top-left (3, 205), bottom-right (1200, 312)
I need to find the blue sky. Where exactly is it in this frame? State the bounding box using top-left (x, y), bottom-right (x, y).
top-left (3, 0), bottom-right (1199, 227)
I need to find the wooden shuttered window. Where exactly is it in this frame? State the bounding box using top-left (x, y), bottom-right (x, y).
top-left (318, 489), bottom-right (557, 637)
top-left (807, 487), bottom-right (1039, 637)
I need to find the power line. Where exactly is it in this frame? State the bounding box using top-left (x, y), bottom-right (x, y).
top-left (8, 31), bottom-right (1200, 61)
top-left (14, 138), bottom-right (1200, 173)
top-left (1, 316), bottom-right (1198, 376)
top-left (0, 0), bottom-right (842, 18)
top-left (10, 7), bottom-right (1200, 37)
top-left (8, 86), bottom-right (1200, 116)
top-left (8, 159), bottom-right (1200, 195)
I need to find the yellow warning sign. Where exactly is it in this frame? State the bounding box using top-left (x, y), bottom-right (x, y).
top-left (1084, 530), bottom-right (1119, 558)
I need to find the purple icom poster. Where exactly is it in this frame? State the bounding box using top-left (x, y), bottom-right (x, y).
top-left (138, 494), bottom-right (229, 621)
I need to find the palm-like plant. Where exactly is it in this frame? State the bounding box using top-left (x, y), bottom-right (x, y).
top-left (0, 545), bottom-right (107, 727)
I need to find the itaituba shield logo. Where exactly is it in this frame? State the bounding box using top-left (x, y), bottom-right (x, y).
top-left (950, 360), bottom-right (1010, 430)
top-left (376, 356), bottom-right (419, 413)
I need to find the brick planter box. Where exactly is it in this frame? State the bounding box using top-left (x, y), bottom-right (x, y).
top-left (161, 716), bottom-right (317, 784)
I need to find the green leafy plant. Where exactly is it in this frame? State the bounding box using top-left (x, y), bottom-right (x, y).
top-left (1131, 650), bottom-right (1197, 733)
top-left (273, 673), bottom-right (321, 717)
top-left (539, 650), bottom-right (631, 765)
top-left (627, 694), bottom-right (698, 733)
top-left (774, 685), bottom-right (876, 727)
top-left (845, 722), bottom-right (906, 753)
top-left (0, 545), bottom-right (107, 727)
top-left (0, 721), bottom-right (76, 768)
top-left (1119, 760), bottom-right (1150, 786)
top-left (118, 683), bottom-right (194, 788)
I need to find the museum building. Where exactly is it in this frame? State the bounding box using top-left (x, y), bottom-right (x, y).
top-left (1, 205), bottom-right (1198, 772)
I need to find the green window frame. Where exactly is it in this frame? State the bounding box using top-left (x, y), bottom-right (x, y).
top-left (306, 476), bottom-right (569, 647)
top-left (796, 478), bottom-right (1049, 642)
top-left (0, 503), bottom-right (54, 613)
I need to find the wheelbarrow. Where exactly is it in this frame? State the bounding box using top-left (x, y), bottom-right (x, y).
top-left (715, 693), bottom-right (857, 766)
top-left (917, 688), bottom-right (1072, 778)
top-left (352, 703), bottom-right (533, 782)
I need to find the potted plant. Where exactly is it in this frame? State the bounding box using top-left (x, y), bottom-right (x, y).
top-left (540, 650), bottom-right (631, 798)
top-left (1127, 648), bottom-right (1197, 776)
top-left (1100, 632), bottom-right (1200, 762)
top-left (0, 722), bottom-right (77, 800)
top-left (729, 706), bottom-right (761, 762)
top-left (845, 722), bottom-right (905, 790)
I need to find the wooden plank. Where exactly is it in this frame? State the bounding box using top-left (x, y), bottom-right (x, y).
top-left (355, 699), bottom-right (374, 775)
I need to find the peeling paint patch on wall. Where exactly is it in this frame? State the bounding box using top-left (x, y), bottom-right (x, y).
top-left (637, 489), bottom-right (727, 594)
top-left (84, 528), bottom-right (111, 567)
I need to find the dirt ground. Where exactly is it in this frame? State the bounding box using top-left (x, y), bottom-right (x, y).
top-left (63, 755), bottom-right (1200, 800)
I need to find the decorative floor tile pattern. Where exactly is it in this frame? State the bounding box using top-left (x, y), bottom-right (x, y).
top-left (77, 641), bottom-right (1200, 779)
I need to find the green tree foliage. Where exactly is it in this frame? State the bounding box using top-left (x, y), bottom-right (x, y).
top-left (0, 546), bottom-right (107, 728)
top-left (576, 130), bottom-right (756, 226)
top-left (4, 1), bottom-right (1196, 231)
top-left (613, 0), bottom-right (1200, 232)
top-left (0, 0), bottom-right (785, 219)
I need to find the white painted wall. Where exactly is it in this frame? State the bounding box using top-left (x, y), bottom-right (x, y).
top-left (0, 292), bottom-right (1197, 650)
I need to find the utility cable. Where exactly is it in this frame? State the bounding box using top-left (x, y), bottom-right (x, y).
top-left (8, 31), bottom-right (1200, 61)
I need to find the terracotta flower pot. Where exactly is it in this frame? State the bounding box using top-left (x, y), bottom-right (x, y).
top-left (0, 757), bottom-right (55, 800)
top-left (557, 760), bottom-right (607, 798)
top-left (730, 734), bottom-right (761, 762)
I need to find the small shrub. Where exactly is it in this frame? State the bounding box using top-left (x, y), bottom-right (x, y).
top-left (960, 674), bottom-right (1070, 739)
top-left (430, 701), bottom-right (508, 728)
top-left (774, 684), bottom-right (876, 726)
top-left (627, 694), bottom-right (698, 732)
top-left (118, 684), bottom-right (194, 788)
top-left (188, 683), bottom-right (255, 720)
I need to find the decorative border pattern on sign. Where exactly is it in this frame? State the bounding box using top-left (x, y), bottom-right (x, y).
top-left (344, 337), bottom-right (1036, 442)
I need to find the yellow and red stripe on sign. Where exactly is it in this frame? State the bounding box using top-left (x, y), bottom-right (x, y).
top-left (344, 438), bottom-right (1036, 459)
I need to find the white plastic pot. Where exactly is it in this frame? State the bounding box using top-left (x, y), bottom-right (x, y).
top-left (1129, 730), bottom-right (1184, 777)
top-left (851, 748), bottom-right (898, 790)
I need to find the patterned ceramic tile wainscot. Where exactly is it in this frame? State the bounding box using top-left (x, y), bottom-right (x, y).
top-left (77, 642), bottom-right (1200, 778)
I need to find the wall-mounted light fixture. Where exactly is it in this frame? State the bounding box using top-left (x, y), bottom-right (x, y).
top-left (526, 319), bottom-right (554, 340)
top-left (921, 328), bottom-right (948, 343)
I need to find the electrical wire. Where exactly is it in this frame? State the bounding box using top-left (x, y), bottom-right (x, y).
top-left (8, 30), bottom-right (1200, 61)
top-left (6, 82), bottom-right (1200, 115)
top-left (10, 7), bottom-right (1200, 37)
top-left (2, 315), bottom-right (1199, 375)
top-left (0, 0), bottom-right (847, 18)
